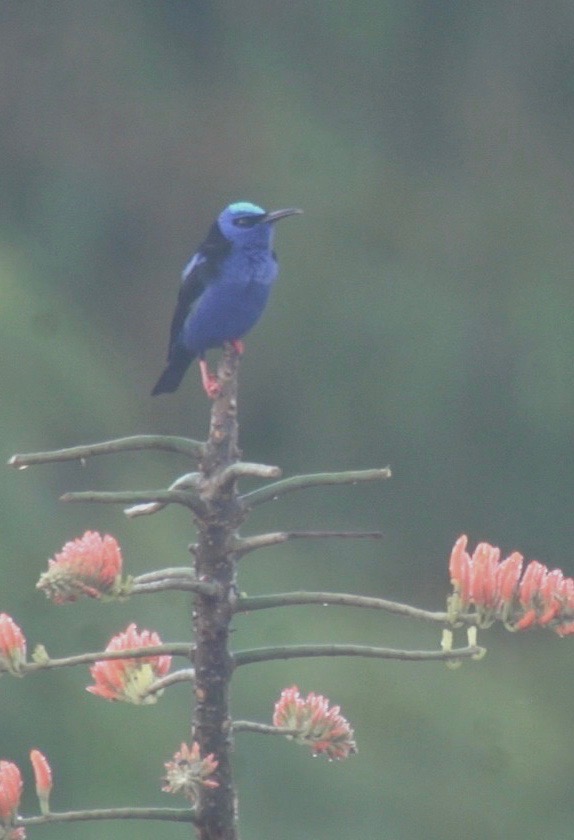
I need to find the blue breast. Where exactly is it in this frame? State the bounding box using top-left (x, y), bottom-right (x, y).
top-left (183, 248), bottom-right (277, 354)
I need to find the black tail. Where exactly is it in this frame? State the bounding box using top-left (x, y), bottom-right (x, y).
top-left (151, 349), bottom-right (194, 395)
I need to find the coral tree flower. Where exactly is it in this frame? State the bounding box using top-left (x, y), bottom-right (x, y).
top-left (87, 623), bottom-right (171, 704)
top-left (162, 742), bottom-right (219, 804)
top-left (0, 761), bottom-right (23, 831)
top-left (0, 615), bottom-right (26, 676)
top-left (0, 827), bottom-right (26, 839)
top-left (37, 531), bottom-right (124, 604)
top-left (29, 750), bottom-right (52, 815)
top-left (273, 685), bottom-right (357, 760)
top-left (448, 534), bottom-right (574, 634)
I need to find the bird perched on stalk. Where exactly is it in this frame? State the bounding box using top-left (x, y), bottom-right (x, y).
top-left (152, 201), bottom-right (302, 398)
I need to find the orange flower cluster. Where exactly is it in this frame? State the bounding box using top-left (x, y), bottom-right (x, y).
top-left (273, 685), bottom-right (357, 760)
top-left (449, 535), bottom-right (574, 635)
top-left (0, 761), bottom-right (22, 829)
top-left (29, 750), bottom-right (52, 815)
top-left (0, 751), bottom-right (53, 837)
top-left (37, 531), bottom-right (124, 604)
top-left (87, 623), bottom-right (171, 704)
top-left (162, 742), bottom-right (219, 804)
top-left (0, 615), bottom-right (26, 676)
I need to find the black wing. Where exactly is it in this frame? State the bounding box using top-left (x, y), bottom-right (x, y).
top-left (165, 221), bottom-right (232, 360)
top-left (151, 222), bottom-right (231, 395)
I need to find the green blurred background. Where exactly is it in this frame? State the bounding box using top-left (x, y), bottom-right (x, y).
top-left (2, 2), bottom-right (574, 838)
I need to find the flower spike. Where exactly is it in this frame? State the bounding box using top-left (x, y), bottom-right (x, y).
top-left (273, 685), bottom-right (357, 760)
top-left (0, 761), bottom-right (22, 829)
top-left (37, 531), bottom-right (125, 603)
top-left (87, 623), bottom-right (171, 704)
top-left (0, 615), bottom-right (27, 676)
top-left (29, 750), bottom-right (52, 815)
top-left (448, 535), bottom-right (574, 635)
top-left (162, 742), bottom-right (219, 804)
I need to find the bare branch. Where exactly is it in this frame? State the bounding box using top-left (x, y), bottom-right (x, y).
top-left (20, 643), bottom-right (193, 676)
top-left (8, 435), bottom-right (204, 468)
top-left (240, 467), bottom-right (392, 508)
top-left (235, 591), bottom-right (447, 623)
top-left (60, 488), bottom-right (205, 514)
top-left (211, 462), bottom-right (282, 494)
top-left (124, 501), bottom-right (165, 518)
top-left (232, 721), bottom-right (299, 737)
top-left (147, 668), bottom-right (195, 695)
top-left (233, 643), bottom-right (484, 667)
top-left (125, 472), bottom-right (202, 517)
top-left (232, 530), bottom-right (384, 557)
top-left (134, 568), bottom-right (195, 584)
top-left (18, 807), bottom-right (197, 828)
top-left (132, 579), bottom-right (219, 596)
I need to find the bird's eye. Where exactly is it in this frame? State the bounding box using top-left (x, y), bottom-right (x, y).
top-left (233, 215), bottom-right (260, 228)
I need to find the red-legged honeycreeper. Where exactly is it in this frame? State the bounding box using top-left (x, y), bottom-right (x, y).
top-left (151, 201), bottom-right (302, 398)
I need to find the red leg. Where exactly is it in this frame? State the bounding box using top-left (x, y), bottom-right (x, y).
top-left (199, 359), bottom-right (221, 399)
top-left (230, 339), bottom-right (244, 355)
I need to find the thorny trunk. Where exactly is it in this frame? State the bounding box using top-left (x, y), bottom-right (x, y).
top-left (193, 346), bottom-right (243, 840)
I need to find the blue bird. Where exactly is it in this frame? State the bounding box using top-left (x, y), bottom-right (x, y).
top-left (152, 201), bottom-right (302, 398)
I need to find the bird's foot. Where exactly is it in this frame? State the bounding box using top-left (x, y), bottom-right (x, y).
top-left (229, 339), bottom-right (244, 355)
top-left (199, 359), bottom-right (221, 399)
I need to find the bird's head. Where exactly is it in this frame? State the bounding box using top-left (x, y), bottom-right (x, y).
top-left (217, 202), bottom-right (302, 245)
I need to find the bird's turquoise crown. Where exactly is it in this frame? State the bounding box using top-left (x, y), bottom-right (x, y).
top-left (226, 201), bottom-right (266, 216)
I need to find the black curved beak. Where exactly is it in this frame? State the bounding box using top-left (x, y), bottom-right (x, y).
top-left (262, 208), bottom-right (304, 223)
